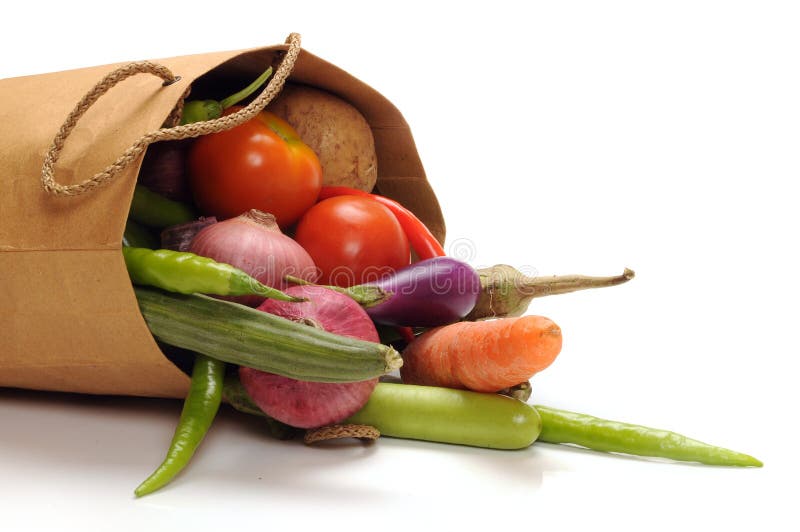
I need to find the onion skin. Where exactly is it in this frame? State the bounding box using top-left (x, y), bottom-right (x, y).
top-left (257, 285), bottom-right (381, 343)
top-left (240, 285), bottom-right (379, 429)
top-left (362, 257), bottom-right (481, 327)
top-left (160, 217), bottom-right (217, 252)
top-left (138, 141), bottom-right (192, 202)
top-left (189, 210), bottom-right (318, 307)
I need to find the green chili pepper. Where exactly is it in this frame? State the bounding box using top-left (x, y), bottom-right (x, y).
top-left (122, 246), bottom-right (302, 302)
top-left (535, 405), bottom-right (763, 467)
top-left (135, 355), bottom-right (225, 497)
top-left (122, 220), bottom-right (158, 249)
top-left (180, 66), bottom-right (273, 125)
top-left (129, 185), bottom-right (196, 229)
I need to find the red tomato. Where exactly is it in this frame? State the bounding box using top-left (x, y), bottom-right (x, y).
top-left (294, 196), bottom-right (410, 287)
top-left (187, 108), bottom-right (322, 228)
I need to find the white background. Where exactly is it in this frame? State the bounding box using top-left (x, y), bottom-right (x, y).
top-left (1, 1), bottom-right (798, 530)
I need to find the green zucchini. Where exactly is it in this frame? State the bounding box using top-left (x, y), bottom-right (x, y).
top-left (134, 286), bottom-right (402, 383)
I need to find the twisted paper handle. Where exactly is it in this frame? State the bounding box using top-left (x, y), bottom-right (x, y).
top-left (42, 33), bottom-right (302, 196)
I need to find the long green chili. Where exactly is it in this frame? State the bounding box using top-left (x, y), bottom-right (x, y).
top-left (535, 405), bottom-right (762, 467)
top-left (122, 246), bottom-right (301, 302)
top-left (135, 355), bottom-right (225, 497)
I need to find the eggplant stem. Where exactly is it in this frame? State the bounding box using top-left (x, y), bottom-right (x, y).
top-left (467, 266), bottom-right (635, 320)
top-left (523, 268), bottom-right (635, 298)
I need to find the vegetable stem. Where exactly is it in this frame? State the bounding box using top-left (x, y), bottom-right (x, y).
top-left (467, 266), bottom-right (635, 320)
top-left (284, 274), bottom-right (392, 307)
top-left (219, 66), bottom-right (273, 109)
top-left (179, 67), bottom-right (274, 124)
top-left (522, 268), bottom-right (635, 297)
top-left (497, 381), bottom-right (532, 402)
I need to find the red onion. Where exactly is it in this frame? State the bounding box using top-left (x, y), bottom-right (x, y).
top-left (239, 285), bottom-right (379, 429)
top-left (257, 285), bottom-right (380, 342)
top-left (189, 210), bottom-right (318, 306)
top-left (160, 216), bottom-right (217, 252)
top-left (138, 140), bottom-right (192, 202)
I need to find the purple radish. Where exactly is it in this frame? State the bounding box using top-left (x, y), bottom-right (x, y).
top-left (239, 285), bottom-right (378, 429)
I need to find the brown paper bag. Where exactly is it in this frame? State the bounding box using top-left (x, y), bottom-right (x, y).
top-left (0, 36), bottom-right (445, 399)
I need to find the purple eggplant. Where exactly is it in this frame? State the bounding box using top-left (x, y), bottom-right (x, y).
top-left (284, 257), bottom-right (481, 327)
top-left (354, 257), bottom-right (481, 327)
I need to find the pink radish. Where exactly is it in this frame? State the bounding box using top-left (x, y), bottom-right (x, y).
top-left (239, 285), bottom-right (379, 428)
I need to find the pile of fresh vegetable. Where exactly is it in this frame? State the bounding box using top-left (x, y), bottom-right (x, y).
top-left (124, 69), bottom-right (762, 497)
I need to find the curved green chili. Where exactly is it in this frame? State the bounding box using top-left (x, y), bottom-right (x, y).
top-left (135, 355), bottom-right (225, 497)
top-left (129, 185), bottom-right (196, 229)
top-left (122, 246), bottom-right (301, 302)
top-left (535, 405), bottom-right (762, 467)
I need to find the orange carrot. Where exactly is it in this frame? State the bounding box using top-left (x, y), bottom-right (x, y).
top-left (400, 316), bottom-right (562, 393)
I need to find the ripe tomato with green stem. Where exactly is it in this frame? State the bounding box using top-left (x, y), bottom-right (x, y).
top-left (294, 195), bottom-right (411, 287)
top-left (187, 107), bottom-right (322, 228)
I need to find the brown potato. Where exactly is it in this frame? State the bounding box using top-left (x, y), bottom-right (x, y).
top-left (268, 84), bottom-right (378, 192)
